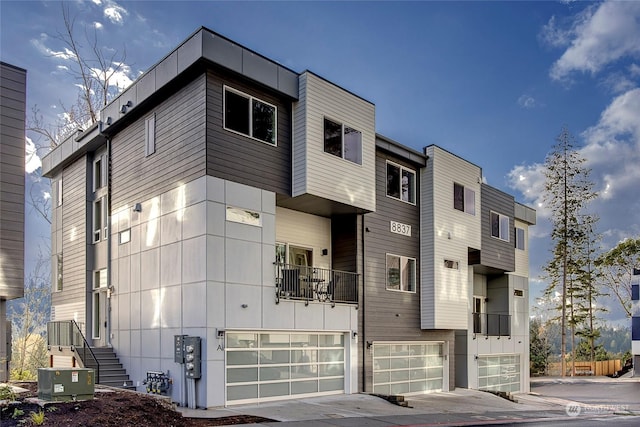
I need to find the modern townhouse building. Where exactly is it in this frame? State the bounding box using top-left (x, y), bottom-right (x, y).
top-left (41, 27), bottom-right (535, 408)
top-left (0, 62), bottom-right (27, 382)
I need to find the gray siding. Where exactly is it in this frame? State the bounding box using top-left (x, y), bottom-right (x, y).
top-left (0, 62), bottom-right (26, 300)
top-left (479, 184), bottom-right (515, 272)
top-left (206, 69), bottom-right (292, 195)
top-left (110, 73), bottom-right (207, 210)
top-left (52, 159), bottom-right (88, 313)
top-left (360, 149), bottom-right (455, 391)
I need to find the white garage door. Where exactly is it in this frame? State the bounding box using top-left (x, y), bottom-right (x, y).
top-left (478, 354), bottom-right (520, 392)
top-left (373, 342), bottom-right (444, 395)
top-left (226, 332), bottom-right (345, 404)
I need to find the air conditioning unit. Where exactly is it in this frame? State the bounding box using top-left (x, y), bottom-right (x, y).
top-left (38, 368), bottom-right (95, 402)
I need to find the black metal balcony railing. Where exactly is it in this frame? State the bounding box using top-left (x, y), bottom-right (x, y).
top-left (472, 312), bottom-right (511, 336)
top-left (274, 262), bottom-right (358, 306)
top-left (47, 320), bottom-right (100, 382)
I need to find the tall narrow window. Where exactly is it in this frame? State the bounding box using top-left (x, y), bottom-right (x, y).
top-left (386, 162), bottom-right (416, 204)
top-left (56, 178), bottom-right (63, 207)
top-left (224, 86), bottom-right (277, 145)
top-left (55, 254), bottom-right (63, 291)
top-left (145, 113), bottom-right (156, 156)
top-left (515, 227), bottom-right (525, 250)
top-left (93, 198), bottom-right (106, 243)
top-left (491, 212), bottom-right (510, 242)
top-left (386, 254), bottom-right (416, 292)
top-left (93, 154), bottom-right (107, 191)
top-left (454, 183), bottom-right (475, 215)
top-left (323, 118), bottom-right (362, 165)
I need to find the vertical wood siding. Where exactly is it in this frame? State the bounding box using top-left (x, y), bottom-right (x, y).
top-left (292, 72), bottom-right (376, 211)
top-left (206, 70), bottom-right (292, 195)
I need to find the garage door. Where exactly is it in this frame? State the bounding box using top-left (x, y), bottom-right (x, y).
top-left (226, 332), bottom-right (345, 404)
top-left (478, 354), bottom-right (520, 392)
top-left (372, 342), bottom-right (444, 395)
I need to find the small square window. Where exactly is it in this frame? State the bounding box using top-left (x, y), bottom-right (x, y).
top-left (444, 259), bottom-right (459, 269)
top-left (119, 229), bottom-right (131, 244)
top-left (514, 289), bottom-right (524, 297)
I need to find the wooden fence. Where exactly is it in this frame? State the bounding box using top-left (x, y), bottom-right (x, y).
top-left (545, 359), bottom-right (622, 376)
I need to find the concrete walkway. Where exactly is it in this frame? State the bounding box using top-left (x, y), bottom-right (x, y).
top-left (177, 376), bottom-right (640, 425)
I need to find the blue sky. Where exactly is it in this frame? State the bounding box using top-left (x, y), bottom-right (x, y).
top-left (2, 1), bottom-right (639, 325)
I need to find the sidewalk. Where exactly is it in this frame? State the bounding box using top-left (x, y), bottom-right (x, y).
top-left (177, 380), bottom-right (630, 426)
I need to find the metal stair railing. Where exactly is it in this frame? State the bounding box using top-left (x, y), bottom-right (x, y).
top-left (47, 320), bottom-right (100, 383)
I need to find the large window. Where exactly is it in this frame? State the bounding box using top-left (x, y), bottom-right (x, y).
top-left (453, 183), bottom-right (475, 215)
top-left (386, 162), bottom-right (416, 204)
top-left (323, 118), bottom-right (362, 165)
top-left (224, 86), bottom-right (277, 145)
top-left (386, 254), bottom-right (416, 292)
top-left (515, 227), bottom-right (525, 250)
top-left (491, 212), bottom-right (510, 242)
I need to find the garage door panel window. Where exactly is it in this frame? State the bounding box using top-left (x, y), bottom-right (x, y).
top-left (373, 342), bottom-right (444, 395)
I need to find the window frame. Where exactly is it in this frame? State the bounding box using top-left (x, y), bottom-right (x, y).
top-left (385, 253), bottom-right (417, 293)
top-left (453, 183), bottom-right (475, 215)
top-left (93, 153), bottom-right (108, 192)
top-left (323, 117), bottom-right (363, 165)
top-left (93, 196), bottom-right (108, 243)
top-left (223, 85), bottom-right (277, 146)
top-left (490, 211), bottom-right (510, 242)
top-left (145, 113), bottom-right (156, 157)
top-left (386, 161), bottom-right (416, 205)
top-left (56, 178), bottom-right (63, 207)
top-left (515, 227), bottom-right (525, 250)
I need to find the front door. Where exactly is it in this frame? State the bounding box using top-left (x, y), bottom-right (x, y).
top-left (92, 270), bottom-right (108, 347)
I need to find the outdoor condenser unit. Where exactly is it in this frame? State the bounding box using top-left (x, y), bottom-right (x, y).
top-left (38, 368), bottom-right (95, 402)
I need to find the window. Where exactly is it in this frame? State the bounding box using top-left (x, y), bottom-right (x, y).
top-left (444, 259), bottom-right (459, 269)
top-left (224, 86), bottom-right (276, 145)
top-left (275, 243), bottom-right (313, 268)
top-left (515, 227), bottom-right (525, 250)
top-left (386, 254), bottom-right (416, 292)
top-left (453, 183), bottom-right (475, 215)
top-left (93, 197), bottom-right (108, 243)
top-left (387, 162), bottom-right (416, 204)
top-left (93, 154), bottom-right (107, 191)
top-left (94, 269), bottom-right (107, 290)
top-left (145, 113), bottom-right (156, 156)
top-left (56, 178), bottom-right (63, 207)
top-left (491, 212), bottom-right (510, 242)
top-left (119, 228), bottom-right (131, 244)
top-left (514, 289), bottom-right (524, 297)
top-left (323, 118), bottom-right (362, 165)
top-left (55, 254), bottom-right (63, 291)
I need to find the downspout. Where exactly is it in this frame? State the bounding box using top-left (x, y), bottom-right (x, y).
top-left (361, 213), bottom-right (366, 392)
top-left (105, 134), bottom-right (112, 348)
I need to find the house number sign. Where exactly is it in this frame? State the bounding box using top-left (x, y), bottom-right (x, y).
top-left (390, 220), bottom-right (411, 236)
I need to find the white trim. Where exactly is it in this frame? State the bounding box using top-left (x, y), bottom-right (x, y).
top-left (322, 116), bottom-right (363, 166)
top-left (385, 160), bottom-right (416, 205)
top-left (490, 211), bottom-right (510, 242)
top-left (385, 253), bottom-right (417, 293)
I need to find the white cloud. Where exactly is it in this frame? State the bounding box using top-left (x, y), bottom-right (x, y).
top-left (31, 36), bottom-right (76, 61)
top-left (517, 94), bottom-right (538, 109)
top-left (549, 1), bottom-right (640, 81)
top-left (25, 137), bottom-right (42, 174)
top-left (600, 72), bottom-right (637, 94)
top-left (103, 1), bottom-right (128, 25)
top-left (43, 192), bottom-right (51, 200)
top-left (90, 62), bottom-right (134, 92)
top-left (94, 21), bottom-right (103, 30)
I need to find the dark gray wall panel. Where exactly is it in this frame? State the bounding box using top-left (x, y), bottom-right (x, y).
top-left (205, 70), bottom-right (291, 195)
top-left (480, 184), bottom-right (515, 272)
top-left (110, 74), bottom-right (207, 210)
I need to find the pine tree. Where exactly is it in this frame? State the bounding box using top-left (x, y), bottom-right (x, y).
top-left (542, 126), bottom-right (597, 377)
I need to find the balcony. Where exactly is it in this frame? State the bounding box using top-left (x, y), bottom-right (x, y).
top-left (472, 313), bottom-right (511, 337)
top-left (275, 262), bottom-right (358, 306)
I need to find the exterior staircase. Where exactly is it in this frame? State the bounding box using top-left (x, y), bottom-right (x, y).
top-left (82, 347), bottom-right (135, 389)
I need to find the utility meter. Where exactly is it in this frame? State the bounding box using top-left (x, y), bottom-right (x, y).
top-left (183, 336), bottom-right (202, 379)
